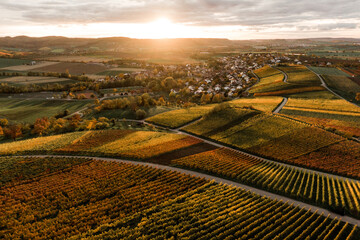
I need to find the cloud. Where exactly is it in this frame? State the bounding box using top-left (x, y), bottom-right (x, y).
top-left (0, 0), bottom-right (359, 38)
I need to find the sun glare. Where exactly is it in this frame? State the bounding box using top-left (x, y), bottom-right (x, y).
top-left (142, 18), bottom-right (190, 39)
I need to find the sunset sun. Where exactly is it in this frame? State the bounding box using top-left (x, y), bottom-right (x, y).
top-left (141, 17), bottom-right (191, 39)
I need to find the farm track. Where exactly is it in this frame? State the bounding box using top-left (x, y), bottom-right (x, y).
top-left (273, 97), bottom-right (288, 113)
top-left (14, 154), bottom-right (360, 226)
top-left (272, 65), bottom-right (289, 83)
top-left (306, 66), bottom-right (360, 108)
top-left (119, 118), bottom-right (360, 182)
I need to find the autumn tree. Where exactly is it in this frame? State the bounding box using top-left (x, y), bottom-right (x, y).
top-left (32, 117), bottom-right (51, 136)
top-left (136, 109), bottom-right (146, 120)
top-left (3, 124), bottom-right (22, 140)
top-left (356, 92), bottom-right (360, 101)
top-left (0, 118), bottom-right (8, 127)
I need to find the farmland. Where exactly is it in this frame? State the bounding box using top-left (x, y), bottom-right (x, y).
top-left (0, 76), bottom-right (76, 86)
top-left (287, 114), bottom-right (360, 137)
top-left (0, 61), bottom-right (58, 71)
top-left (77, 182), bottom-right (359, 240)
top-left (96, 67), bottom-right (145, 76)
top-left (0, 130), bottom-right (202, 159)
top-left (146, 104), bottom-right (215, 128)
top-left (0, 98), bottom-right (91, 123)
top-left (250, 65), bottom-right (324, 96)
top-left (0, 58), bottom-right (32, 68)
top-left (281, 98), bottom-right (360, 122)
top-left (322, 75), bottom-right (360, 102)
top-left (289, 140), bottom-right (360, 179)
top-left (0, 158), bottom-right (207, 239)
top-left (30, 62), bottom-right (109, 75)
top-left (307, 66), bottom-right (351, 76)
top-left (1, 38), bottom-right (360, 239)
top-left (277, 65), bottom-right (321, 85)
top-left (173, 147), bottom-right (360, 219)
top-left (1, 156), bottom-right (359, 239)
top-left (185, 113), bottom-right (307, 149)
top-left (252, 65), bottom-right (284, 86)
top-left (247, 126), bottom-right (344, 160)
top-left (228, 96), bottom-right (284, 112)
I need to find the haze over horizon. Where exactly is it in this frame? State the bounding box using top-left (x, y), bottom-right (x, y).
top-left (1, 0), bottom-right (360, 40)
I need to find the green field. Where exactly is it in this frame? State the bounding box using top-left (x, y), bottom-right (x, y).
top-left (0, 58), bottom-right (32, 68)
top-left (0, 76), bottom-right (77, 86)
top-left (322, 75), bottom-right (360, 102)
top-left (0, 98), bottom-right (91, 123)
top-left (307, 66), bottom-right (351, 76)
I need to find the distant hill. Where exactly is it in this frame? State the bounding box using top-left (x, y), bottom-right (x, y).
top-left (0, 36), bottom-right (238, 52)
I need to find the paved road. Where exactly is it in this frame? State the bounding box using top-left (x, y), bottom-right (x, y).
top-left (113, 112), bottom-right (360, 182)
top-left (306, 66), bottom-right (360, 108)
top-left (18, 154), bottom-right (360, 226)
top-left (273, 97), bottom-right (288, 113)
top-left (272, 66), bottom-right (288, 83)
top-left (141, 119), bottom-right (360, 183)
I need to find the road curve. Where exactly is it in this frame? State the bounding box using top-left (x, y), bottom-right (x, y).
top-left (273, 97), bottom-right (288, 113)
top-left (131, 118), bottom-right (360, 183)
top-left (17, 154), bottom-right (360, 226)
top-left (272, 65), bottom-right (288, 83)
top-left (306, 66), bottom-right (360, 108)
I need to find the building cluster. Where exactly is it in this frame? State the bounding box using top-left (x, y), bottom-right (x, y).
top-left (95, 53), bottom-right (301, 98)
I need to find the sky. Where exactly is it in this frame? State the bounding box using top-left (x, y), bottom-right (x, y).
top-left (1, 0), bottom-right (360, 39)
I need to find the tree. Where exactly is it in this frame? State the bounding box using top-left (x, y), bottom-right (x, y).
top-left (0, 118), bottom-right (8, 127)
top-left (32, 117), bottom-right (50, 136)
top-left (136, 109), bottom-right (146, 120)
top-left (3, 124), bottom-right (22, 140)
top-left (356, 92), bottom-right (360, 101)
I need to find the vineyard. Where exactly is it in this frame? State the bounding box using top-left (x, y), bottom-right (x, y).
top-left (289, 140), bottom-right (360, 179)
top-left (281, 98), bottom-right (360, 122)
top-left (0, 130), bottom-right (202, 159)
top-left (74, 183), bottom-right (360, 240)
top-left (0, 98), bottom-right (91, 123)
top-left (228, 96), bottom-right (284, 112)
top-left (247, 126), bottom-right (344, 160)
top-left (185, 113), bottom-right (307, 149)
top-left (250, 65), bottom-right (325, 96)
top-left (278, 66), bottom-right (321, 85)
top-left (173, 147), bottom-right (360, 219)
top-left (0, 157), bottom-right (207, 239)
top-left (0, 131), bottom-right (88, 155)
top-left (252, 65), bottom-right (284, 86)
top-left (146, 104), bottom-right (214, 128)
top-left (0, 156), bottom-right (90, 187)
top-left (87, 131), bottom-right (201, 159)
top-left (285, 114), bottom-right (360, 137)
top-left (183, 107), bottom-right (261, 137)
top-left (322, 75), bottom-right (360, 102)
top-left (307, 66), bottom-right (351, 76)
